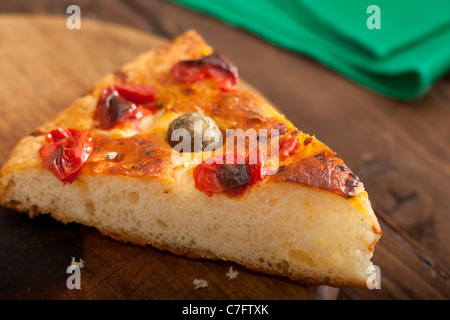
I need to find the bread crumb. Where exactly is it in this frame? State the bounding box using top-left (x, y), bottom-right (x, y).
top-left (193, 278), bottom-right (208, 289)
top-left (71, 257), bottom-right (84, 269)
top-left (105, 152), bottom-right (118, 161)
top-left (226, 266), bottom-right (239, 280)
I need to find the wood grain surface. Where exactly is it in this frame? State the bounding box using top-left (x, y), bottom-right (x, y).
top-left (0, 0), bottom-right (449, 300)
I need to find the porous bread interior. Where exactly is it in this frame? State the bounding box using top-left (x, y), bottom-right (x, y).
top-left (1, 167), bottom-right (378, 288)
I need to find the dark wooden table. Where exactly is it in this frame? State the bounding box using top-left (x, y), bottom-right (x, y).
top-left (0, 0), bottom-right (449, 300)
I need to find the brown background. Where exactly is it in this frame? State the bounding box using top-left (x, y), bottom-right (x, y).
top-left (0, 0), bottom-right (449, 300)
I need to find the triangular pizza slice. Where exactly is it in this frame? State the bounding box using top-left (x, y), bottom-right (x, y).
top-left (0, 30), bottom-right (381, 288)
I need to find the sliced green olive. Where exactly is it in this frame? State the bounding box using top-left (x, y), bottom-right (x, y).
top-left (167, 112), bottom-right (222, 153)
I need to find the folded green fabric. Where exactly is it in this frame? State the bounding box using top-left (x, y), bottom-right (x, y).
top-left (170, 0), bottom-right (450, 99)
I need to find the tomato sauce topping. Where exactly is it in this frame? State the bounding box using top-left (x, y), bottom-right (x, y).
top-left (39, 128), bottom-right (94, 183)
top-left (170, 52), bottom-right (239, 91)
top-left (193, 151), bottom-right (267, 197)
top-left (95, 83), bottom-right (157, 130)
top-left (278, 133), bottom-right (299, 159)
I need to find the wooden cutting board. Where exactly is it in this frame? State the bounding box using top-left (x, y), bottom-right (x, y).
top-left (0, 14), bottom-right (339, 300)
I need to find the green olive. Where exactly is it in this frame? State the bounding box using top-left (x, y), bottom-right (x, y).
top-left (168, 112), bottom-right (222, 152)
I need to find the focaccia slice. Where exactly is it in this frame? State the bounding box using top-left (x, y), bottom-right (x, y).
top-left (0, 30), bottom-right (381, 288)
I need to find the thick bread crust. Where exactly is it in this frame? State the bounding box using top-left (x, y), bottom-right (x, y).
top-left (1, 167), bottom-right (380, 289)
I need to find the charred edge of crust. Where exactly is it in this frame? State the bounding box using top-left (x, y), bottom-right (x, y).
top-left (273, 153), bottom-right (363, 199)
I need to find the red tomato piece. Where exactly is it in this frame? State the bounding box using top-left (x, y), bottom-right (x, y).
top-left (193, 151), bottom-right (266, 196)
top-left (279, 134), bottom-right (299, 159)
top-left (193, 162), bottom-right (224, 195)
top-left (170, 52), bottom-right (239, 91)
top-left (95, 84), bottom-right (156, 130)
top-left (46, 127), bottom-right (71, 143)
top-left (246, 149), bottom-right (267, 184)
top-left (114, 83), bottom-right (156, 106)
top-left (39, 128), bottom-right (94, 183)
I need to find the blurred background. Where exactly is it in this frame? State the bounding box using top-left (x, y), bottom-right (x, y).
top-left (0, 0), bottom-right (449, 300)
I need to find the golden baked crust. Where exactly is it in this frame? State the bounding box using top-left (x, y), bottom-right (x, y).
top-left (2, 30), bottom-right (367, 200)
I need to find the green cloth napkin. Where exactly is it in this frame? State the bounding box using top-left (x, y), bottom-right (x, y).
top-left (170, 0), bottom-right (450, 99)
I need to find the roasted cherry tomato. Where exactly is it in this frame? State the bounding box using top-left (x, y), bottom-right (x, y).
top-left (95, 83), bottom-right (157, 130)
top-left (114, 83), bottom-right (156, 106)
top-left (170, 52), bottom-right (239, 91)
top-left (39, 128), bottom-right (94, 183)
top-left (246, 148), bottom-right (267, 184)
top-left (193, 151), bottom-right (266, 196)
top-left (279, 134), bottom-right (299, 159)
